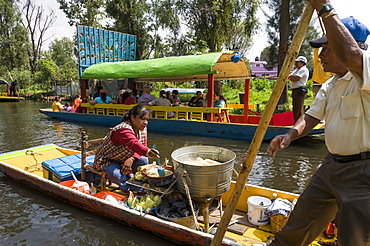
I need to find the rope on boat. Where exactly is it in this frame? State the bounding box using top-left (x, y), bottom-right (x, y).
top-left (24, 150), bottom-right (42, 172)
top-left (181, 171), bottom-right (201, 231)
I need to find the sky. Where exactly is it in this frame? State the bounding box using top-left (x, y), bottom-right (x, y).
top-left (37, 0), bottom-right (369, 60)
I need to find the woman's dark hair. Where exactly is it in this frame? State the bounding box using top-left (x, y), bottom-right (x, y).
top-left (54, 96), bottom-right (60, 101)
top-left (215, 93), bottom-right (227, 104)
top-left (119, 91), bottom-right (130, 104)
top-left (159, 90), bottom-right (166, 98)
top-left (122, 105), bottom-right (150, 122)
top-left (100, 92), bottom-right (108, 103)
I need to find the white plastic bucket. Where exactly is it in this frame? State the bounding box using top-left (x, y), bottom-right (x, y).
top-left (247, 196), bottom-right (272, 226)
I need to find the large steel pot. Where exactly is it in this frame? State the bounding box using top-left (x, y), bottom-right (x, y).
top-left (171, 146), bottom-right (236, 198)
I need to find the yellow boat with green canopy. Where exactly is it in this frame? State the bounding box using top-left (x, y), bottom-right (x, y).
top-left (81, 51), bottom-right (250, 82)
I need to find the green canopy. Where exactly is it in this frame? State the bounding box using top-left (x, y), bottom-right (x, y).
top-left (81, 52), bottom-right (251, 82)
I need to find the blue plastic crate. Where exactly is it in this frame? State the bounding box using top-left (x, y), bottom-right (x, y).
top-left (42, 154), bottom-right (96, 182)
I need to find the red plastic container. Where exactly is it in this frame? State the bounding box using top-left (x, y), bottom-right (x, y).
top-left (59, 180), bottom-right (75, 188)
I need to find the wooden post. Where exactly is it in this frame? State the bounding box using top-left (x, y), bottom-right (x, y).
top-left (210, 3), bottom-right (314, 245)
top-left (207, 74), bottom-right (215, 121)
top-left (243, 79), bottom-right (250, 123)
top-left (81, 79), bottom-right (88, 113)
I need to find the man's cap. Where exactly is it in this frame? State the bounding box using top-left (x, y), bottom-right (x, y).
top-left (295, 56), bottom-right (307, 64)
top-left (310, 17), bottom-right (370, 48)
top-left (100, 89), bottom-right (106, 93)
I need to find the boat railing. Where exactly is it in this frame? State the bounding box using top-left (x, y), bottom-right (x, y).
top-left (81, 103), bottom-right (227, 122)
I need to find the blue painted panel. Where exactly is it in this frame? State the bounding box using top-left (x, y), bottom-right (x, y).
top-left (77, 25), bottom-right (137, 77)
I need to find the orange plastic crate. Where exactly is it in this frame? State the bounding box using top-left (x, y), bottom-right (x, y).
top-left (93, 191), bottom-right (126, 201)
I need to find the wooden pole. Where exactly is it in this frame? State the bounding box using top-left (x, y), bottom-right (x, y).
top-left (211, 3), bottom-right (314, 245)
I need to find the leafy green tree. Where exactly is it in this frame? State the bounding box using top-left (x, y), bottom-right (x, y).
top-left (178, 0), bottom-right (259, 54)
top-left (47, 37), bottom-right (78, 82)
top-left (0, 0), bottom-right (29, 76)
top-left (263, 0), bottom-right (319, 104)
top-left (105, 0), bottom-right (181, 60)
top-left (57, 0), bottom-right (106, 27)
top-left (35, 58), bottom-right (57, 91)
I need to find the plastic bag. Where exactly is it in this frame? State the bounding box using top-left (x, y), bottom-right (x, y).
top-left (266, 198), bottom-right (293, 217)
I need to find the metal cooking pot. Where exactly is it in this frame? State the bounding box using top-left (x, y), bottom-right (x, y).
top-left (171, 146), bottom-right (236, 198)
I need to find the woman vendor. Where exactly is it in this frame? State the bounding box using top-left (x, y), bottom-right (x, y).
top-left (93, 105), bottom-right (159, 192)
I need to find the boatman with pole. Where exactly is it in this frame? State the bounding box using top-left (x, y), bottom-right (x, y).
top-left (266, 0), bottom-right (370, 245)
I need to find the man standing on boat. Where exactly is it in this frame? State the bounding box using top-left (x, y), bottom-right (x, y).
top-left (288, 56), bottom-right (309, 122)
top-left (266, 2), bottom-right (370, 245)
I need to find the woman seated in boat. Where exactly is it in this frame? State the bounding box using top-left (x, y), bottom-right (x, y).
top-left (117, 90), bottom-right (130, 104)
top-left (89, 89), bottom-right (116, 105)
top-left (148, 90), bottom-right (175, 118)
top-left (188, 91), bottom-right (204, 107)
top-left (213, 93), bottom-right (226, 108)
top-left (124, 89), bottom-right (138, 105)
top-left (73, 94), bottom-right (82, 113)
top-left (52, 96), bottom-right (64, 112)
top-left (92, 105), bottom-right (160, 192)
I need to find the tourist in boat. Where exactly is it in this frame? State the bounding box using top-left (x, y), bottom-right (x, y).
top-left (124, 89), bottom-right (138, 105)
top-left (288, 55), bottom-right (309, 123)
top-left (52, 96), bottom-right (64, 112)
top-left (148, 90), bottom-right (175, 118)
top-left (137, 87), bottom-right (156, 105)
top-left (72, 94), bottom-right (82, 112)
top-left (92, 105), bottom-right (160, 192)
top-left (63, 103), bottom-right (74, 112)
top-left (89, 89), bottom-right (116, 104)
top-left (188, 91), bottom-right (204, 107)
top-left (213, 93), bottom-right (226, 108)
top-left (266, 8), bottom-right (370, 246)
top-left (117, 90), bottom-right (130, 104)
top-left (93, 86), bottom-right (103, 99)
top-left (171, 90), bottom-right (181, 105)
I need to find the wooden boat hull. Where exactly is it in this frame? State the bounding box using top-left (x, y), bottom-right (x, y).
top-left (39, 109), bottom-right (324, 141)
top-left (0, 144), bottom-right (239, 246)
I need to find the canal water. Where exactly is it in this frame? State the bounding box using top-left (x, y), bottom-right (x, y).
top-left (0, 101), bottom-right (328, 245)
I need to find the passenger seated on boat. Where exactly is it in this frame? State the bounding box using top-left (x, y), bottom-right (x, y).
top-left (89, 90), bottom-right (116, 105)
top-left (171, 90), bottom-right (181, 106)
top-left (93, 105), bottom-right (160, 192)
top-left (63, 103), bottom-right (75, 112)
top-left (73, 94), bottom-right (82, 113)
top-left (52, 96), bottom-right (64, 112)
top-left (213, 93), bottom-right (226, 108)
top-left (117, 89), bottom-right (130, 104)
top-left (148, 90), bottom-right (175, 118)
top-left (124, 89), bottom-right (138, 105)
top-left (188, 91), bottom-right (204, 107)
top-left (93, 86), bottom-right (103, 99)
top-left (137, 87), bottom-right (156, 105)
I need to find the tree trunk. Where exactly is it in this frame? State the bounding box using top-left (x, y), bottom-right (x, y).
top-left (277, 0), bottom-right (290, 105)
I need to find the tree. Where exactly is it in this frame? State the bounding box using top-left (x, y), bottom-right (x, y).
top-left (263, 0), bottom-right (317, 104)
top-left (47, 37), bottom-right (78, 82)
top-left (178, 0), bottom-right (259, 53)
top-left (106, 0), bottom-right (181, 60)
top-left (20, 0), bottom-right (56, 74)
top-left (57, 0), bottom-right (106, 27)
top-left (0, 0), bottom-right (29, 75)
top-left (35, 58), bottom-right (57, 91)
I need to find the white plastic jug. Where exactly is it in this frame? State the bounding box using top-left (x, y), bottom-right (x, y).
top-left (247, 196), bottom-right (272, 226)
